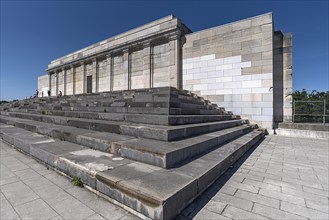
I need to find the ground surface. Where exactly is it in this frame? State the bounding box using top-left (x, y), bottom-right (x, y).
top-left (1, 135), bottom-right (328, 220)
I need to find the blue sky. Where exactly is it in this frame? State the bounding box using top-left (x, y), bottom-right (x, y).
top-left (1, 0), bottom-right (328, 101)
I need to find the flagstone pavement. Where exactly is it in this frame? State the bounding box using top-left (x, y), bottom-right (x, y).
top-left (1, 135), bottom-right (328, 220)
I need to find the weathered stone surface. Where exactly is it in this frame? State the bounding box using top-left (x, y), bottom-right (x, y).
top-left (0, 121), bottom-right (265, 219)
top-left (31, 141), bottom-right (85, 166)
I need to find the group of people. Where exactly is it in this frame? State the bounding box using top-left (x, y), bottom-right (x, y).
top-left (32, 89), bottom-right (62, 98)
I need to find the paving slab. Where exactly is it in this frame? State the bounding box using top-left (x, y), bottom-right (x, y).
top-left (0, 140), bottom-right (137, 220)
top-left (178, 135), bottom-right (329, 220)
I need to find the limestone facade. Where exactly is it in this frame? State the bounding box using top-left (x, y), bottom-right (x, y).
top-left (38, 13), bottom-right (292, 129)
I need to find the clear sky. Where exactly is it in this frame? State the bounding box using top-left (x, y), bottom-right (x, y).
top-left (1, 0), bottom-right (328, 101)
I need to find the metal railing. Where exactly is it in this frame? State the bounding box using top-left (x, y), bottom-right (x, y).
top-left (293, 100), bottom-right (328, 124)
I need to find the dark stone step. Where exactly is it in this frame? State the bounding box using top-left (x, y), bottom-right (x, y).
top-left (1, 111), bottom-right (244, 141)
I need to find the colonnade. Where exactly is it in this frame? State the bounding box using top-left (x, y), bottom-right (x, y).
top-left (48, 37), bottom-right (181, 96)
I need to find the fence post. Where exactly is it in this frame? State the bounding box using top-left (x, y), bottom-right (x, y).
top-left (323, 99), bottom-right (326, 124)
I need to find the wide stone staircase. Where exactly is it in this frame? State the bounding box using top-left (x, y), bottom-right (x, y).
top-left (0, 87), bottom-right (265, 219)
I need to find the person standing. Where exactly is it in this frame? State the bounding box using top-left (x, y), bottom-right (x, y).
top-left (34, 89), bottom-right (39, 98)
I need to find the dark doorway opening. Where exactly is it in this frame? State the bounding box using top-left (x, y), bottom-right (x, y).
top-left (87, 76), bottom-right (92, 93)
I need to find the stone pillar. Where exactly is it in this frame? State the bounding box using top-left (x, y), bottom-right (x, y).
top-left (55, 71), bottom-right (59, 96)
top-left (48, 72), bottom-right (52, 96)
top-left (283, 33), bottom-right (293, 122)
top-left (71, 64), bottom-right (75, 95)
top-left (63, 68), bottom-right (67, 95)
top-left (92, 58), bottom-right (98, 93)
top-left (106, 54), bottom-right (112, 91)
top-left (82, 62), bottom-right (86, 93)
top-left (123, 49), bottom-right (130, 90)
top-left (174, 37), bottom-right (181, 89)
top-left (143, 43), bottom-right (152, 88)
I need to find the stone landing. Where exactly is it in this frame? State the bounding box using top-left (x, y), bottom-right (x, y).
top-left (276, 122), bottom-right (329, 139)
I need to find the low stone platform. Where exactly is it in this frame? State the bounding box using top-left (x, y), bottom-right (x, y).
top-left (0, 87), bottom-right (265, 219)
top-left (277, 122), bottom-right (329, 139)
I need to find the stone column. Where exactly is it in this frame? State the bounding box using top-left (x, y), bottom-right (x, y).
top-left (82, 62), bottom-right (86, 93)
top-left (123, 49), bottom-right (130, 90)
top-left (63, 68), bottom-right (67, 95)
top-left (174, 36), bottom-right (181, 89)
top-left (55, 71), bottom-right (59, 96)
top-left (48, 72), bottom-right (52, 96)
top-left (71, 64), bottom-right (75, 95)
top-left (92, 58), bottom-right (98, 93)
top-left (106, 54), bottom-right (112, 91)
top-left (283, 33), bottom-right (293, 122)
top-left (143, 43), bottom-right (152, 88)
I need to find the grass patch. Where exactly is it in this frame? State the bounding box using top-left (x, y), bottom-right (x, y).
top-left (71, 177), bottom-right (83, 187)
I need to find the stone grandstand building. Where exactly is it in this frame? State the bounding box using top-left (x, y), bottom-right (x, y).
top-left (38, 13), bottom-right (292, 129)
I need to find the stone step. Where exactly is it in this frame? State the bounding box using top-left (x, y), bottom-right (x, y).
top-left (21, 98), bottom-right (218, 113)
top-left (0, 123), bottom-right (264, 220)
top-left (3, 110), bottom-right (236, 127)
top-left (10, 106), bottom-right (221, 120)
top-left (2, 111), bottom-right (245, 141)
top-left (11, 88), bottom-right (220, 113)
top-left (0, 114), bottom-right (253, 168)
top-left (13, 102), bottom-right (227, 116)
top-left (110, 124), bottom-right (255, 168)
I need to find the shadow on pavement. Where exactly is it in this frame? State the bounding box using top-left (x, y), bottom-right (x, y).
top-left (176, 137), bottom-right (265, 219)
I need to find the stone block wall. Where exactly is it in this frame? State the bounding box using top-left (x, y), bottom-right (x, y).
top-left (98, 59), bottom-right (110, 92)
top-left (131, 49), bottom-right (147, 89)
top-left (152, 41), bottom-right (177, 87)
top-left (182, 13), bottom-right (274, 129)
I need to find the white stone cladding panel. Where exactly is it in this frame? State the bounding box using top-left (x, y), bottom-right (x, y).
top-left (152, 42), bottom-right (175, 87)
top-left (75, 65), bottom-right (84, 94)
top-left (98, 59), bottom-right (110, 92)
top-left (242, 80), bottom-right (261, 88)
top-left (131, 49), bottom-right (147, 89)
top-left (66, 69), bottom-right (73, 84)
top-left (66, 83), bottom-right (73, 95)
top-left (183, 54), bottom-right (273, 127)
top-left (113, 55), bottom-right (127, 91)
top-left (37, 75), bottom-right (49, 97)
